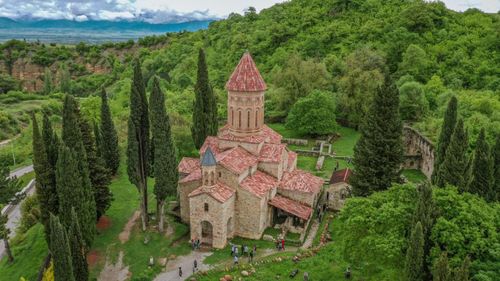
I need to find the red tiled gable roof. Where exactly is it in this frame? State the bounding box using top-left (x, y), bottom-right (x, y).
top-left (280, 169), bottom-right (323, 194)
top-left (217, 124), bottom-right (282, 145)
top-left (287, 151), bottom-right (297, 169)
top-left (269, 195), bottom-right (312, 220)
top-left (240, 171), bottom-right (278, 197)
top-left (225, 52), bottom-right (267, 92)
top-left (261, 125), bottom-right (282, 144)
top-left (200, 136), bottom-right (221, 155)
top-left (259, 143), bottom-right (286, 163)
top-left (217, 146), bottom-right (258, 174)
top-left (188, 182), bottom-right (235, 203)
top-left (179, 169), bottom-right (202, 184)
top-left (178, 157), bottom-right (200, 174)
top-left (329, 168), bottom-right (352, 185)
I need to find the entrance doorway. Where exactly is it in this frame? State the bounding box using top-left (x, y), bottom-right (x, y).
top-left (201, 221), bottom-right (213, 246)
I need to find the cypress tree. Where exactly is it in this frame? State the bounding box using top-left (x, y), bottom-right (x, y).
top-left (94, 123), bottom-right (103, 158)
top-left (412, 182), bottom-right (435, 281)
top-left (49, 214), bottom-right (75, 281)
top-left (435, 119), bottom-right (468, 190)
top-left (351, 82), bottom-right (403, 196)
top-left (467, 128), bottom-right (493, 200)
top-left (126, 58), bottom-right (149, 230)
top-left (452, 256), bottom-right (470, 281)
top-left (433, 252), bottom-right (450, 281)
top-left (100, 88), bottom-right (120, 175)
top-left (405, 222), bottom-right (424, 281)
top-left (61, 94), bottom-right (96, 247)
top-left (58, 63), bottom-right (71, 94)
top-left (0, 214), bottom-right (13, 263)
top-left (43, 68), bottom-right (53, 95)
top-left (68, 208), bottom-right (89, 281)
top-left (150, 77), bottom-right (178, 233)
top-left (32, 113), bottom-right (58, 243)
top-left (42, 113), bottom-right (59, 171)
top-left (191, 48), bottom-right (217, 149)
top-left (80, 117), bottom-right (112, 220)
top-left (432, 97), bottom-right (457, 184)
top-left (491, 134), bottom-right (499, 201)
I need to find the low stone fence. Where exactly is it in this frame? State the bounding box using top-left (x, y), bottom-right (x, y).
top-left (283, 138), bottom-right (308, 146)
top-left (1, 179), bottom-right (35, 216)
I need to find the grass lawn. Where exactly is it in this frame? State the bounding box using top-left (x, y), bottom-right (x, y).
top-left (333, 127), bottom-right (360, 156)
top-left (297, 156), bottom-right (352, 179)
top-left (203, 237), bottom-right (276, 266)
top-left (0, 224), bottom-right (48, 281)
top-left (402, 169), bottom-right (427, 184)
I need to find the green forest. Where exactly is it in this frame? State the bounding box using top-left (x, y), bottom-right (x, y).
top-left (0, 0), bottom-right (498, 281)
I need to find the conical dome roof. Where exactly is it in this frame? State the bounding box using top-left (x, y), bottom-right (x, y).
top-left (225, 52), bottom-right (267, 92)
top-left (201, 147), bottom-right (217, 166)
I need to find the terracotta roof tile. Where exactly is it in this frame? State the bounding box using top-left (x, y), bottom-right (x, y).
top-left (188, 182), bottom-right (235, 203)
top-left (217, 124), bottom-right (282, 145)
top-left (225, 52), bottom-right (267, 92)
top-left (259, 143), bottom-right (286, 163)
top-left (200, 136), bottom-right (221, 155)
top-left (329, 168), bottom-right (352, 184)
top-left (217, 146), bottom-right (258, 174)
top-left (269, 195), bottom-right (312, 220)
top-left (261, 125), bottom-right (282, 144)
top-left (280, 169), bottom-right (323, 194)
top-left (240, 171), bottom-right (278, 197)
top-left (179, 169), bottom-right (202, 183)
top-left (178, 157), bottom-right (200, 174)
top-left (287, 151), bottom-right (297, 170)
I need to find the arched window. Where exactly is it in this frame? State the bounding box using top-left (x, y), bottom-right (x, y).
top-left (247, 110), bottom-right (250, 129)
top-left (238, 110), bottom-right (242, 128)
top-left (204, 203), bottom-right (209, 212)
top-left (255, 109), bottom-right (259, 128)
top-left (231, 108), bottom-right (234, 126)
top-left (218, 172), bottom-right (222, 178)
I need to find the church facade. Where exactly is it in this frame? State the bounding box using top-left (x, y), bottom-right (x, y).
top-left (177, 52), bottom-right (324, 249)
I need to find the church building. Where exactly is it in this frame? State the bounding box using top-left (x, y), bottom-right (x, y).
top-left (177, 52), bottom-right (324, 249)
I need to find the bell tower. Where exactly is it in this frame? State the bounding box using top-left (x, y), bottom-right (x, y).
top-left (225, 52), bottom-right (267, 137)
top-left (201, 147), bottom-right (217, 186)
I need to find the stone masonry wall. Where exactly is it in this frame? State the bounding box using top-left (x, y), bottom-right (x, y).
top-left (278, 189), bottom-right (317, 207)
top-left (178, 180), bottom-right (201, 224)
top-left (403, 126), bottom-right (435, 179)
top-left (235, 187), bottom-right (266, 239)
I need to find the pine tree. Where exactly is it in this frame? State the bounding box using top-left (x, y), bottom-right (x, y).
top-left (150, 77), bottom-right (178, 233)
top-left (432, 97), bottom-right (457, 184)
top-left (412, 182), bottom-right (435, 281)
top-left (0, 214), bottom-right (13, 263)
top-left (191, 48), bottom-right (217, 149)
top-left (433, 252), bottom-right (450, 281)
top-left (61, 95), bottom-right (96, 247)
top-left (68, 208), bottom-right (89, 281)
top-left (126, 58), bottom-right (150, 230)
top-left (32, 113), bottom-right (58, 244)
top-left (43, 68), bottom-right (53, 95)
top-left (435, 119), bottom-right (468, 190)
top-left (467, 128), bottom-right (493, 200)
top-left (350, 82), bottom-right (403, 196)
top-left (405, 222), bottom-right (424, 281)
top-left (58, 63), bottom-right (71, 94)
top-left (491, 134), bottom-right (499, 201)
top-left (100, 88), bottom-right (120, 175)
top-left (49, 214), bottom-right (75, 281)
top-left (80, 117), bottom-right (112, 220)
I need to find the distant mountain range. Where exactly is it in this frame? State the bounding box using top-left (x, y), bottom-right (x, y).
top-left (0, 18), bottom-right (213, 43)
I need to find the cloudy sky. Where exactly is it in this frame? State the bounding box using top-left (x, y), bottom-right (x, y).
top-left (0, 0), bottom-right (497, 23)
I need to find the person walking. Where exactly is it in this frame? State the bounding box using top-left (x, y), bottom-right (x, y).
top-left (249, 249), bottom-right (254, 262)
top-left (244, 245), bottom-right (248, 256)
top-left (193, 259), bottom-right (198, 273)
top-left (233, 255), bottom-right (239, 265)
top-left (231, 244), bottom-right (235, 256)
top-left (178, 267), bottom-right (183, 277)
top-left (281, 239), bottom-right (285, 251)
top-left (234, 246), bottom-right (239, 257)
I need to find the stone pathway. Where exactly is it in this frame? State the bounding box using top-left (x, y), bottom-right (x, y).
top-left (118, 210), bottom-right (140, 244)
top-left (98, 251), bottom-right (130, 281)
top-left (153, 251), bottom-right (212, 281)
top-left (301, 221), bottom-right (320, 249)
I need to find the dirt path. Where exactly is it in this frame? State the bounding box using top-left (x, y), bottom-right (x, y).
top-left (153, 251), bottom-right (212, 281)
top-left (98, 251), bottom-right (130, 281)
top-left (119, 210), bottom-right (140, 244)
top-left (301, 221), bottom-right (320, 249)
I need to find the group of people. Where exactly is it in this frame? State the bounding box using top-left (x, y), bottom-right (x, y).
top-left (190, 238), bottom-right (201, 250)
top-left (275, 238), bottom-right (286, 251)
top-left (231, 243), bottom-right (257, 265)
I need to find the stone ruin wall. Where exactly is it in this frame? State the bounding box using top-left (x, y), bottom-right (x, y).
top-left (403, 126), bottom-right (435, 179)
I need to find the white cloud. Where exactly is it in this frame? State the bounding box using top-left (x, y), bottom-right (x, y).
top-left (0, 0), bottom-right (497, 23)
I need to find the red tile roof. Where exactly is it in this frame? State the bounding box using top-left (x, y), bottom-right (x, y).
top-left (178, 157), bottom-right (200, 174)
top-left (179, 169), bottom-right (202, 183)
top-left (188, 182), bottom-right (235, 203)
top-left (240, 171), bottom-right (278, 197)
top-left (225, 52), bottom-right (267, 92)
top-left (269, 195), bottom-right (312, 220)
top-left (217, 146), bottom-right (258, 174)
top-left (280, 169), bottom-right (323, 194)
top-left (200, 136), bottom-right (221, 155)
top-left (261, 125), bottom-right (282, 144)
top-left (259, 143), bottom-right (286, 163)
top-left (329, 168), bottom-right (352, 185)
top-left (217, 124), bottom-right (282, 145)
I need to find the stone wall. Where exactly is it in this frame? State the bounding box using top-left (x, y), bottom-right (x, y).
top-left (403, 126), bottom-right (435, 179)
top-left (178, 180), bottom-right (201, 224)
top-left (234, 187), bottom-right (267, 239)
top-left (325, 182), bottom-right (351, 211)
top-left (278, 189), bottom-right (317, 207)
